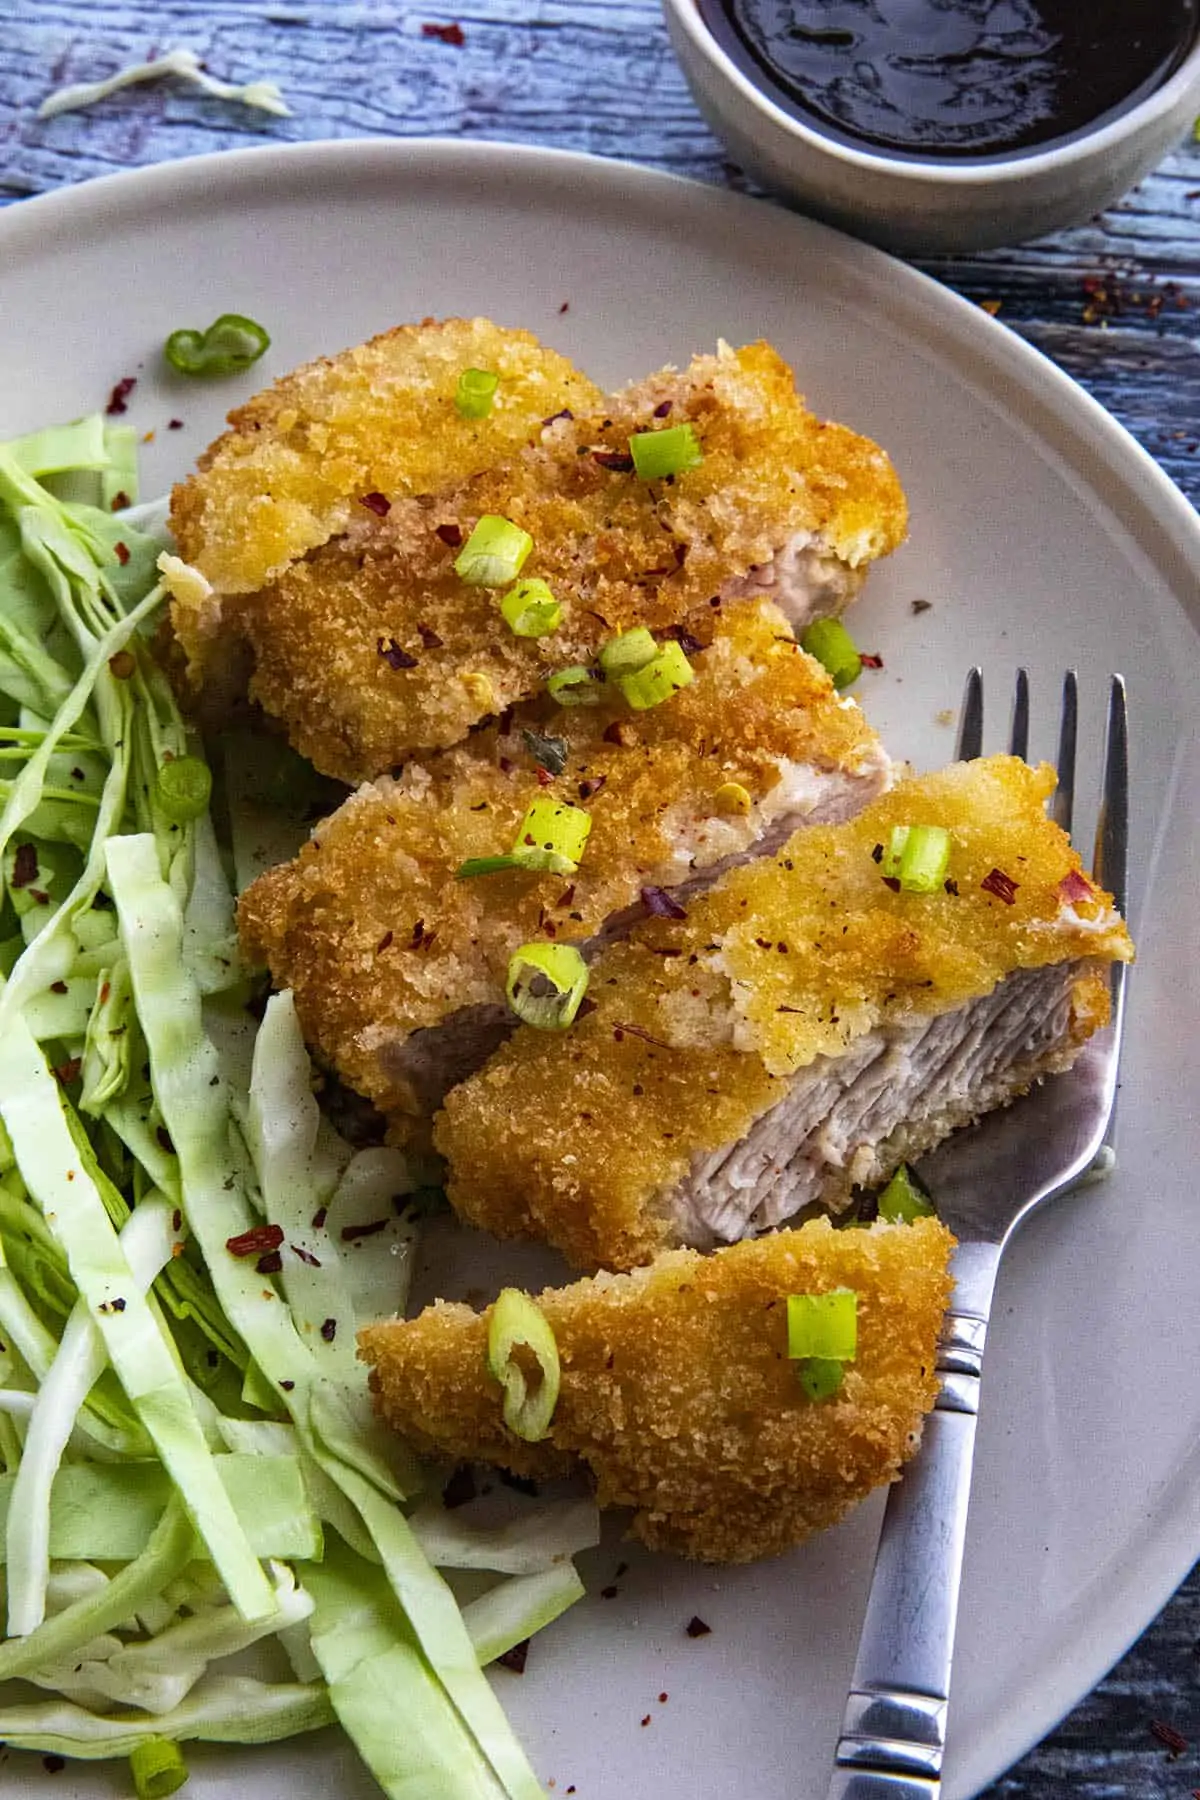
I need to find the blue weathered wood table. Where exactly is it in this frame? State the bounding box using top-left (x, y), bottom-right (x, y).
top-left (2, 6), bottom-right (1198, 1794)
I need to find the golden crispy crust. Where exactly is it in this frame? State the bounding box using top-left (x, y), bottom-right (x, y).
top-left (169, 318), bottom-right (603, 598)
top-left (237, 341), bottom-right (907, 780)
top-left (236, 598), bottom-right (886, 1113)
top-left (359, 1217), bottom-right (955, 1563)
top-left (436, 757), bottom-right (1134, 1270)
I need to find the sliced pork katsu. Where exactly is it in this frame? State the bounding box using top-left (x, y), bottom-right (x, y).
top-left (224, 340), bottom-right (906, 780)
top-left (238, 598), bottom-right (890, 1126)
top-left (436, 757), bottom-right (1134, 1272)
top-left (360, 1217), bottom-right (955, 1563)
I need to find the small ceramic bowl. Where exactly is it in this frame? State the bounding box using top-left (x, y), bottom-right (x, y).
top-left (663, 0), bottom-right (1200, 254)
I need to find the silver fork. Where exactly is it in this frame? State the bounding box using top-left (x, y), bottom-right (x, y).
top-left (826, 669), bottom-right (1129, 1800)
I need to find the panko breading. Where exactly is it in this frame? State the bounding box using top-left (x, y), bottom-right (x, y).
top-left (237, 341), bottom-right (907, 780)
top-left (237, 598), bottom-right (890, 1123)
top-left (359, 1217), bottom-right (955, 1563)
top-left (170, 318), bottom-right (603, 597)
top-left (436, 757), bottom-right (1134, 1272)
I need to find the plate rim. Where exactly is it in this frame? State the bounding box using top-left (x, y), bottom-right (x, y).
top-left (2, 134), bottom-right (1198, 1798)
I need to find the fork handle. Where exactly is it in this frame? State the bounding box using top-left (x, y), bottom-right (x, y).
top-left (825, 1240), bottom-right (1003, 1800)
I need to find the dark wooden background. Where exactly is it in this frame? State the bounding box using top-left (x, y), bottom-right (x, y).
top-left (2, 5), bottom-right (1198, 1793)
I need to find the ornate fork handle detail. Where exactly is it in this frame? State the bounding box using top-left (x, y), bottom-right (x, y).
top-left (826, 1241), bottom-right (1003, 1800)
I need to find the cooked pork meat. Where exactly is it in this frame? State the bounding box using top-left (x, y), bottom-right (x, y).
top-left (435, 756), bottom-right (1134, 1272)
top-left (204, 339), bottom-right (904, 781)
top-left (359, 1216), bottom-right (955, 1564)
top-left (238, 598), bottom-right (890, 1126)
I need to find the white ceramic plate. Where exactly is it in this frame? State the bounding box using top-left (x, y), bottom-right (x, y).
top-left (2, 140), bottom-right (1199, 1800)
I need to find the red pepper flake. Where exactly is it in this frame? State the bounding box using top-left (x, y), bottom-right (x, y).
top-left (663, 623), bottom-right (703, 655)
top-left (542, 407), bottom-right (574, 427)
top-left (558, 300), bottom-right (570, 314)
top-left (311, 1206), bottom-right (328, 1230)
top-left (378, 637), bottom-right (418, 670)
top-left (50, 979), bottom-right (69, 995)
top-left (106, 377), bottom-right (136, 416)
top-left (1150, 1719), bottom-right (1188, 1756)
top-left (168, 417), bottom-right (184, 430)
top-left (11, 842), bottom-right (37, 889)
top-left (54, 1057), bottom-right (82, 1085)
top-left (421, 19), bottom-right (465, 43)
top-left (375, 930), bottom-right (394, 954)
top-left (43, 1754), bottom-right (66, 1774)
top-left (658, 1692), bottom-right (669, 1703)
top-left (603, 719), bottom-right (636, 747)
top-left (653, 399), bottom-right (673, 417)
top-left (685, 1615), bottom-right (712, 1637)
top-left (280, 1378), bottom-right (295, 1391)
top-left (417, 622), bottom-right (444, 649)
top-left (496, 1638), bottom-right (530, 1673)
top-left (557, 884), bottom-right (576, 908)
top-left (110, 490), bottom-right (130, 512)
top-left (359, 491), bottom-right (391, 517)
top-left (981, 867), bottom-right (1019, 905)
top-left (442, 1464), bottom-right (477, 1509)
top-left (911, 598), bottom-right (933, 615)
top-left (640, 885), bottom-right (687, 920)
top-left (640, 1715), bottom-right (652, 1728)
top-left (291, 1244), bottom-right (321, 1267)
top-left (114, 540), bottom-right (131, 566)
top-left (256, 1249), bottom-right (284, 1275)
top-left (881, 875), bottom-right (901, 893)
top-left (859, 651), bottom-right (884, 670)
top-left (600, 1584), bottom-right (619, 1599)
top-left (576, 995), bottom-right (598, 1019)
top-left (226, 1223), bottom-right (285, 1258)
top-left (592, 449), bottom-right (635, 472)
top-left (320, 1317), bottom-right (337, 1341)
top-left (172, 1209), bottom-right (183, 1232)
top-left (870, 843), bottom-right (884, 864)
top-left (1057, 868), bottom-right (1094, 905)
top-left (578, 775), bottom-right (606, 800)
top-left (537, 765), bottom-right (553, 787)
top-left (108, 649), bottom-right (136, 680)
top-left (435, 522), bottom-right (463, 547)
top-left (341, 1218), bottom-right (388, 1242)
top-left (944, 878), bottom-right (959, 895)
top-left (156, 1125), bottom-right (176, 1155)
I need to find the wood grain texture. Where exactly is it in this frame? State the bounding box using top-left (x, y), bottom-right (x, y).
top-left (1, 6), bottom-right (1199, 1796)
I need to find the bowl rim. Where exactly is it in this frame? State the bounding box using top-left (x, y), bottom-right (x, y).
top-left (665, 0), bottom-right (1200, 186)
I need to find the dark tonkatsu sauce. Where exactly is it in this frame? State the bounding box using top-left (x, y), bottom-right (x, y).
top-left (696, 0), bottom-right (1200, 161)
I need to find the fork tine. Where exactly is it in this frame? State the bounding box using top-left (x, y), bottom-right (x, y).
top-left (956, 667), bottom-right (983, 761)
top-left (1008, 667), bottom-right (1030, 759)
top-left (1050, 671), bottom-right (1078, 836)
top-left (1093, 675), bottom-right (1128, 913)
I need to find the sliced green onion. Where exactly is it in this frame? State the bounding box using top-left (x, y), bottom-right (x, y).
top-left (598, 627), bottom-right (658, 681)
top-left (454, 367), bottom-right (499, 420)
top-left (797, 1358), bottom-right (845, 1403)
top-left (786, 1289), bottom-right (857, 1362)
top-left (154, 756), bottom-right (212, 825)
top-left (500, 578), bottom-right (562, 638)
top-left (801, 617), bottom-right (862, 691)
top-left (130, 1737), bottom-right (189, 1800)
top-left (547, 664), bottom-right (603, 707)
top-left (512, 796), bottom-right (591, 874)
top-left (878, 1164), bottom-right (935, 1224)
top-left (163, 314), bottom-right (270, 378)
top-left (454, 515), bottom-right (533, 587)
top-left (617, 639), bottom-right (695, 710)
top-left (629, 423), bottom-right (703, 481)
top-left (506, 942), bottom-right (589, 1032)
top-left (882, 824), bottom-right (951, 893)
top-left (486, 1288), bottom-right (561, 1441)
top-left (455, 855), bottom-right (524, 880)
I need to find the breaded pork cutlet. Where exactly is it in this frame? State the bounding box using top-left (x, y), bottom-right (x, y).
top-left (360, 1217), bottom-right (955, 1563)
top-left (437, 756), bottom-right (1133, 1272)
top-left (169, 317), bottom-right (602, 599)
top-left (238, 598), bottom-right (890, 1124)
top-left (234, 341), bottom-right (907, 780)
top-left (165, 320), bottom-right (601, 704)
